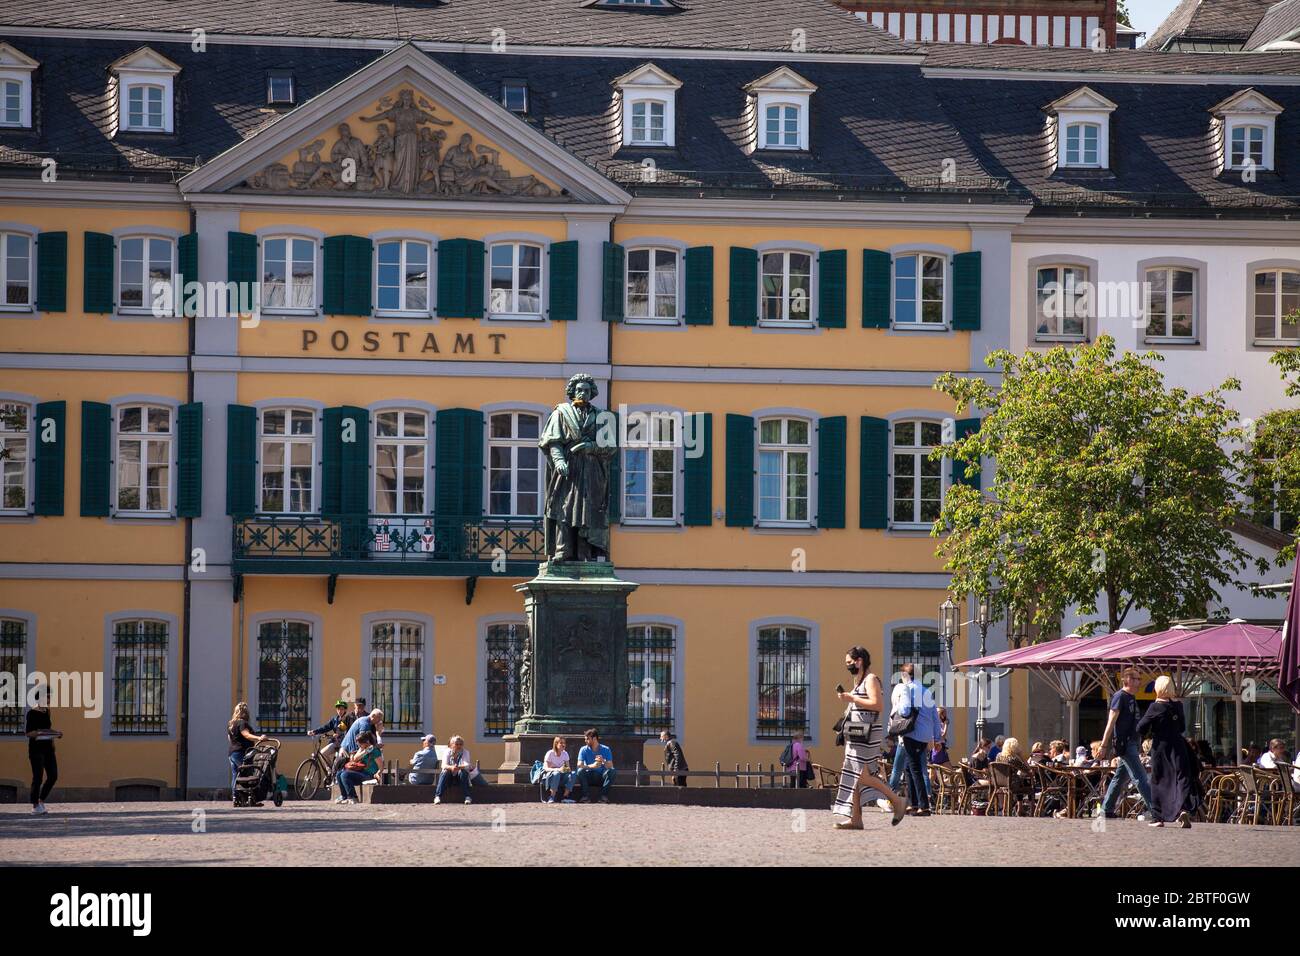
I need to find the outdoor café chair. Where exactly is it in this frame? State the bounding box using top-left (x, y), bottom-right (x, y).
top-left (1234, 767), bottom-right (1266, 825)
top-left (1249, 766), bottom-right (1286, 825)
top-left (1268, 765), bottom-right (1297, 825)
top-left (812, 763), bottom-right (840, 790)
top-left (929, 764), bottom-right (951, 814)
top-left (964, 765), bottom-right (991, 815)
top-left (1033, 764), bottom-right (1074, 818)
top-left (987, 762), bottom-right (1035, 816)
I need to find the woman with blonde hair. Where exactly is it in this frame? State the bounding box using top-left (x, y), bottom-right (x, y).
top-left (227, 701), bottom-right (266, 803)
top-left (1136, 675), bottom-right (1201, 828)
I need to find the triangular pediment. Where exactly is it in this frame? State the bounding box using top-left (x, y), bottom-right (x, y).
top-left (179, 43), bottom-right (629, 205)
top-left (0, 42), bottom-right (39, 71)
top-left (1045, 86), bottom-right (1117, 114)
top-left (1209, 88), bottom-right (1284, 117)
top-left (110, 46), bottom-right (181, 76)
top-left (745, 66), bottom-right (817, 95)
top-left (614, 62), bottom-right (682, 90)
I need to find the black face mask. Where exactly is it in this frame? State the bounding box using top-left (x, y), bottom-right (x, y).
top-left (847, 664), bottom-right (860, 675)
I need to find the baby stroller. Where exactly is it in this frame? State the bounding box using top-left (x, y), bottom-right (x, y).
top-left (234, 738), bottom-right (286, 807)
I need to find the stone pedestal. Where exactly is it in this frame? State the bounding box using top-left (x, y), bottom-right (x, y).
top-left (496, 560), bottom-right (640, 782)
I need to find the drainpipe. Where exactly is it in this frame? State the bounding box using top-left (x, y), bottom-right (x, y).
top-left (178, 204), bottom-right (196, 799)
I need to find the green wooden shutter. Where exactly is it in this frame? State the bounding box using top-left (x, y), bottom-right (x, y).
top-left (683, 412), bottom-right (713, 526)
top-left (83, 232), bottom-right (115, 314)
top-left (435, 408), bottom-right (485, 520)
top-left (33, 400), bottom-right (65, 516)
top-left (684, 246), bottom-right (714, 326)
top-left (953, 417), bottom-right (982, 489)
top-left (607, 411), bottom-right (621, 524)
top-left (226, 404), bottom-right (257, 517)
top-left (861, 249), bottom-right (891, 329)
top-left (35, 232), bottom-right (67, 312)
top-left (345, 236), bottom-right (373, 317)
top-left (227, 231), bottom-right (256, 315)
top-left (79, 401), bottom-right (112, 517)
top-left (321, 407), bottom-right (343, 518)
top-left (817, 250), bottom-right (847, 329)
top-left (859, 416), bottom-right (889, 529)
top-left (323, 236), bottom-right (347, 315)
top-left (953, 250), bottom-right (982, 331)
top-left (548, 240), bottom-right (578, 321)
top-left (340, 406), bottom-right (369, 515)
top-left (436, 239), bottom-right (485, 319)
top-left (817, 415), bottom-right (847, 529)
top-left (728, 247), bottom-right (758, 327)
top-left (176, 402), bottom-right (204, 518)
top-left (725, 413), bottom-right (754, 527)
top-left (602, 242), bottom-right (625, 323)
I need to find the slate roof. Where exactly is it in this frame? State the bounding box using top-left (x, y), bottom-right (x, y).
top-left (2, 27), bottom-right (1300, 215)
top-left (0, 36), bottom-right (1004, 200)
top-left (1247, 0), bottom-right (1300, 48)
top-left (929, 74), bottom-right (1300, 214)
top-left (1145, 0), bottom-right (1276, 49)
top-left (0, 0), bottom-right (911, 55)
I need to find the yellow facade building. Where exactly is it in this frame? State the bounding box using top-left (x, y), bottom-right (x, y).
top-left (0, 10), bottom-right (1036, 797)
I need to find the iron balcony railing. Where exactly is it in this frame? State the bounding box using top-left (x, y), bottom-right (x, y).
top-left (232, 513), bottom-right (545, 576)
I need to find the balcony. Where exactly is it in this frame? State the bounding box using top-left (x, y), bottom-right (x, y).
top-left (231, 514), bottom-right (544, 579)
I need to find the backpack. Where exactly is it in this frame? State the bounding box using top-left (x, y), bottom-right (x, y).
top-left (779, 742), bottom-right (794, 767)
top-left (529, 759), bottom-right (544, 785)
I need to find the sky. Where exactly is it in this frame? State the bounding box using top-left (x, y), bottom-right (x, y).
top-left (1126, 0), bottom-right (1185, 41)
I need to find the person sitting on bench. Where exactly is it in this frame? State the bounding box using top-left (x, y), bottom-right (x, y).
top-left (434, 735), bottom-right (472, 804)
top-left (409, 735), bottom-right (440, 785)
top-left (574, 728), bottom-right (616, 803)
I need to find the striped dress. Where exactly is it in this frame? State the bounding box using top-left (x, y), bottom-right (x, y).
top-left (832, 674), bottom-right (884, 818)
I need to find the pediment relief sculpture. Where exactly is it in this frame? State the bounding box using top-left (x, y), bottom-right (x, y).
top-left (244, 89), bottom-right (560, 198)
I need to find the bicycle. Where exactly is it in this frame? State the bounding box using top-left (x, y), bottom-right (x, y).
top-left (295, 734), bottom-right (339, 800)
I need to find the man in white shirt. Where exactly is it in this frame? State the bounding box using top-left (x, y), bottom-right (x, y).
top-left (1257, 738), bottom-right (1300, 791)
top-left (434, 735), bottom-right (473, 804)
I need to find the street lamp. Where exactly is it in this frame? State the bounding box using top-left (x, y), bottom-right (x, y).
top-left (938, 598), bottom-right (959, 665)
top-left (973, 591), bottom-right (994, 747)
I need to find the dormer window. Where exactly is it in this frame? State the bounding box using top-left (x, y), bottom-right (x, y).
top-left (1046, 86), bottom-right (1116, 171)
top-left (501, 80), bottom-right (528, 114)
top-left (1211, 89), bottom-right (1283, 173)
top-left (1064, 122), bottom-right (1100, 167)
top-left (0, 42), bottom-right (38, 129)
top-left (745, 67), bottom-right (817, 153)
top-left (267, 71), bottom-right (295, 106)
top-left (110, 46), bottom-right (181, 135)
top-left (615, 62), bottom-right (681, 148)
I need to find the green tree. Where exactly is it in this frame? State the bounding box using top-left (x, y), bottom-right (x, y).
top-left (1248, 319), bottom-right (1300, 562)
top-left (932, 336), bottom-right (1257, 635)
top-left (1116, 0), bottom-right (1132, 27)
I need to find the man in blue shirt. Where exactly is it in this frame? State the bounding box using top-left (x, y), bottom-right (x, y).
top-left (408, 734), bottom-right (440, 786)
top-left (1098, 669), bottom-right (1154, 819)
top-left (575, 728), bottom-right (616, 803)
top-left (333, 708), bottom-right (385, 786)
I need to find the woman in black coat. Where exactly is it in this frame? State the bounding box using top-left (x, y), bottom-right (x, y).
top-left (1136, 676), bottom-right (1201, 828)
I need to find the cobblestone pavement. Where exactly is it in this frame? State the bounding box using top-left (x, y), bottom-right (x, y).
top-left (2, 802), bottom-right (1297, 866)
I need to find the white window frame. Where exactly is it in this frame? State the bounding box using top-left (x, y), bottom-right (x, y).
top-left (259, 407), bottom-right (318, 515)
top-left (746, 68), bottom-right (816, 154)
top-left (892, 251), bottom-right (948, 329)
top-left (487, 241), bottom-right (544, 319)
top-left (1143, 266), bottom-right (1197, 342)
top-left (1048, 89), bottom-right (1115, 171)
top-left (1034, 263), bottom-right (1090, 342)
top-left (1227, 121), bottom-right (1269, 170)
top-left (116, 234), bottom-right (175, 316)
top-left (260, 235), bottom-right (318, 315)
top-left (759, 249), bottom-right (814, 326)
top-left (1253, 268), bottom-right (1300, 345)
top-left (624, 246), bottom-right (680, 323)
top-left (113, 402), bottom-right (175, 517)
top-left (622, 414), bottom-right (679, 525)
top-left (890, 419), bottom-right (946, 530)
top-left (110, 47), bottom-right (178, 136)
top-left (374, 238), bottom-right (432, 317)
top-left (0, 73), bottom-right (31, 129)
top-left (487, 410), bottom-right (544, 518)
top-left (0, 400), bottom-right (31, 514)
top-left (125, 82), bottom-right (166, 132)
top-left (1063, 120), bottom-right (1101, 167)
top-left (372, 408), bottom-right (431, 516)
top-left (0, 230), bottom-right (33, 310)
top-left (761, 102), bottom-right (802, 150)
top-left (757, 416), bottom-right (812, 527)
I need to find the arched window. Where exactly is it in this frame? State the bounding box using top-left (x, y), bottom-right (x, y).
top-left (1063, 121), bottom-right (1100, 167)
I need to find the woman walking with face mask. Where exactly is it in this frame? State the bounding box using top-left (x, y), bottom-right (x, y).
top-left (832, 646), bottom-right (905, 829)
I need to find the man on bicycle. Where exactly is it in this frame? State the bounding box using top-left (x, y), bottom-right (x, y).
top-left (309, 700), bottom-right (350, 761)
